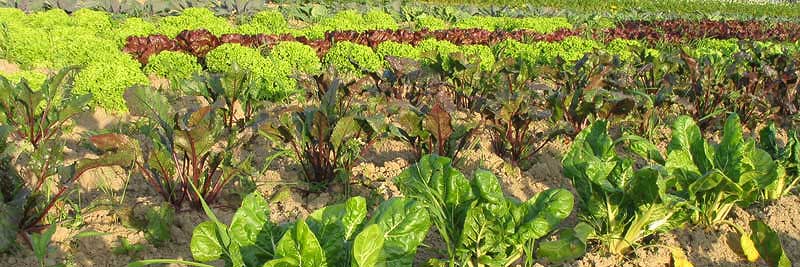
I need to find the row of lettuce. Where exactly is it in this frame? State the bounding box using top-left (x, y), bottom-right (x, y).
top-left (3, 9), bottom-right (800, 114)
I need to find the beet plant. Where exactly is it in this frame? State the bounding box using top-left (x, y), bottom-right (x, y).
top-left (259, 83), bottom-right (385, 191)
top-left (481, 77), bottom-right (563, 170)
top-left (388, 101), bottom-right (479, 163)
top-left (93, 86), bottom-right (249, 210)
top-left (0, 66), bottom-right (91, 148)
top-left (396, 154), bottom-right (575, 266)
top-left (180, 64), bottom-right (266, 131)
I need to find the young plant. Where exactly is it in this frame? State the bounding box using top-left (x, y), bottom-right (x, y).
top-left (259, 84), bottom-right (384, 191)
top-left (562, 120), bottom-right (688, 255)
top-left (130, 192), bottom-right (431, 267)
top-left (370, 56), bottom-right (442, 106)
top-left (388, 101), bottom-right (479, 162)
top-left (0, 66), bottom-right (91, 148)
top-left (93, 86), bottom-right (249, 210)
top-left (481, 79), bottom-right (564, 170)
top-left (395, 154), bottom-right (574, 266)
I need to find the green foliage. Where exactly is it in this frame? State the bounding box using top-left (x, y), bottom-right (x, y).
top-left (537, 36), bottom-right (601, 64)
top-left (396, 154), bottom-right (574, 265)
top-left (417, 38), bottom-right (460, 71)
top-left (376, 41), bottom-right (421, 61)
top-left (156, 7), bottom-right (233, 38)
top-left (145, 204), bottom-right (174, 247)
top-left (71, 8), bottom-right (112, 33)
top-left (415, 15), bottom-right (447, 30)
top-left (0, 70), bottom-right (46, 90)
top-left (114, 17), bottom-right (157, 46)
top-left (459, 44), bottom-right (494, 71)
top-left (759, 122), bottom-right (800, 200)
top-left (73, 56), bottom-right (149, 112)
top-left (323, 41), bottom-right (383, 74)
top-left (604, 39), bottom-right (643, 61)
top-left (206, 43), bottom-right (298, 101)
top-left (454, 16), bottom-right (571, 33)
top-left (144, 51), bottom-right (202, 82)
top-left (269, 41), bottom-right (322, 75)
top-left (31, 224), bottom-right (57, 267)
top-left (665, 114), bottom-right (778, 226)
top-left (236, 10), bottom-right (288, 35)
top-left (691, 38), bottom-right (740, 63)
top-left (179, 64), bottom-right (267, 131)
top-left (131, 192), bottom-right (430, 267)
top-left (563, 120), bottom-right (687, 255)
top-left (362, 10), bottom-right (399, 30)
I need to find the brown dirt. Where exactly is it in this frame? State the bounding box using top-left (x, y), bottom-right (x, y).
top-left (1, 108), bottom-right (799, 267)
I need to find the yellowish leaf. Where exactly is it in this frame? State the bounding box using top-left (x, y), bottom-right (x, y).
top-left (671, 247), bottom-right (694, 267)
top-left (741, 233), bottom-right (760, 262)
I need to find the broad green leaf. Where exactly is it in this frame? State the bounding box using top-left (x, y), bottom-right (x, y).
top-left (536, 223), bottom-right (592, 263)
top-left (516, 189), bottom-right (574, 242)
top-left (190, 221), bottom-right (225, 262)
top-left (457, 203), bottom-right (502, 264)
top-left (230, 192), bottom-right (280, 266)
top-left (750, 220), bottom-right (792, 267)
top-left (472, 169), bottom-right (505, 206)
top-left (352, 224), bottom-right (384, 267)
top-left (273, 220), bottom-right (326, 267)
top-left (307, 197), bottom-right (367, 264)
top-left (123, 86), bottom-right (172, 125)
top-left (368, 198), bottom-right (431, 267)
top-left (620, 134), bottom-right (665, 164)
top-left (716, 114), bottom-right (744, 178)
top-left (668, 116), bottom-right (712, 173)
top-left (31, 224), bottom-right (57, 262)
top-left (688, 169), bottom-right (725, 195)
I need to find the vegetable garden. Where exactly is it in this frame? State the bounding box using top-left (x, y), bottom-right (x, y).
top-left (1, 0), bottom-right (800, 266)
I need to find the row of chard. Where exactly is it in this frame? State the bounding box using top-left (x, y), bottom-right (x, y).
top-left (124, 19), bottom-right (800, 65)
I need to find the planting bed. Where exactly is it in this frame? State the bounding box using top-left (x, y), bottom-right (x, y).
top-left (1, 1), bottom-right (800, 267)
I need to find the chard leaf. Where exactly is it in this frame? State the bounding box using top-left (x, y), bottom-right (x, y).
top-left (271, 220), bottom-right (326, 267)
top-left (516, 189), bottom-right (574, 242)
top-left (670, 247), bottom-right (694, 267)
top-left (230, 192), bottom-right (281, 267)
top-left (716, 114), bottom-right (745, 178)
top-left (352, 224), bottom-right (384, 267)
top-left (190, 221), bottom-right (225, 262)
top-left (620, 134), bottom-right (665, 164)
top-left (668, 116), bottom-right (712, 173)
top-left (536, 222), bottom-right (593, 263)
top-left (367, 198), bottom-right (431, 266)
top-left (307, 197), bottom-right (367, 264)
top-left (741, 233), bottom-right (760, 262)
top-left (750, 220), bottom-right (792, 267)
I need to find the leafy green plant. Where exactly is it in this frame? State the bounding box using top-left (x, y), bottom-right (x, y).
top-left (0, 67), bottom-right (91, 148)
top-left (388, 101), bottom-right (478, 162)
top-left (130, 192), bottom-right (431, 267)
top-left (93, 86), bottom-right (249, 209)
top-left (665, 114), bottom-right (778, 227)
top-left (113, 237), bottom-right (144, 258)
top-left (144, 51), bottom-right (202, 83)
top-left (759, 122), bottom-right (800, 200)
top-left (72, 56), bottom-right (150, 112)
top-left (31, 224), bottom-right (57, 267)
top-left (205, 43), bottom-right (298, 102)
top-left (395, 154), bottom-right (574, 266)
top-left (144, 204), bottom-right (174, 247)
top-left (259, 83), bottom-right (384, 191)
top-left (562, 120), bottom-right (687, 255)
top-left (323, 41), bottom-right (383, 75)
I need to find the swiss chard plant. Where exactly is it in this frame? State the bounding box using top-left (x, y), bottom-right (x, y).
top-left (562, 120), bottom-right (688, 255)
top-left (0, 66), bottom-right (91, 149)
top-left (758, 122), bottom-right (800, 200)
top-left (481, 80), bottom-right (563, 170)
top-left (130, 192), bottom-right (431, 267)
top-left (259, 85), bottom-right (385, 191)
top-left (388, 101), bottom-right (478, 163)
top-left (93, 86), bottom-right (250, 210)
top-left (664, 114), bottom-right (778, 227)
top-left (395, 154), bottom-right (575, 266)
